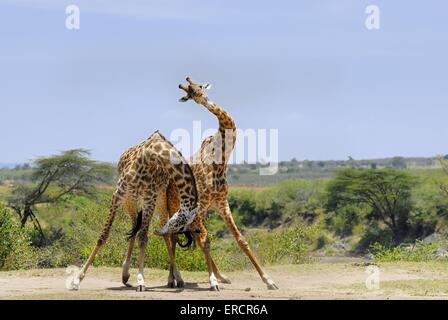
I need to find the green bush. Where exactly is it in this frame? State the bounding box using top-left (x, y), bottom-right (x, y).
top-left (354, 224), bottom-right (395, 253)
top-left (8, 181), bottom-right (319, 272)
top-left (369, 241), bottom-right (440, 262)
top-left (246, 225), bottom-right (317, 265)
top-left (327, 204), bottom-right (362, 237)
top-left (228, 180), bottom-right (325, 228)
top-left (26, 192), bottom-right (316, 272)
top-left (0, 204), bottom-right (37, 270)
top-left (30, 195), bottom-right (234, 271)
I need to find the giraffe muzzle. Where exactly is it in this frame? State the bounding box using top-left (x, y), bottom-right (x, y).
top-left (178, 77), bottom-right (212, 103)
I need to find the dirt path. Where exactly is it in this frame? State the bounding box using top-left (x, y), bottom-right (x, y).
top-left (1, 261), bottom-right (448, 299)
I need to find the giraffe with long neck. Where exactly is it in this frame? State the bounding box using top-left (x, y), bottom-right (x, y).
top-left (163, 77), bottom-right (278, 290)
top-left (68, 131), bottom-right (198, 291)
top-left (119, 136), bottom-right (194, 288)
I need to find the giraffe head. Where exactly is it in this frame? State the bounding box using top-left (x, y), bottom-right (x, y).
top-left (178, 77), bottom-right (211, 104)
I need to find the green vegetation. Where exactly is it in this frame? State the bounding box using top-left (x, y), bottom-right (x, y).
top-left (4, 149), bottom-right (114, 244)
top-left (326, 168), bottom-right (418, 244)
top-left (368, 241), bottom-right (444, 262)
top-left (1, 152), bottom-right (448, 272)
top-left (0, 204), bottom-right (37, 270)
top-left (228, 180), bottom-right (324, 229)
top-left (0, 191), bottom-right (314, 271)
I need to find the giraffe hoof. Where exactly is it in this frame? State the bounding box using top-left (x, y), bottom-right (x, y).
top-left (210, 285), bottom-right (220, 292)
top-left (267, 283), bottom-right (279, 290)
top-left (177, 280), bottom-right (185, 288)
top-left (66, 274), bottom-right (81, 291)
top-left (167, 281), bottom-right (175, 288)
top-left (136, 285), bottom-right (146, 292)
top-left (122, 274), bottom-right (131, 286)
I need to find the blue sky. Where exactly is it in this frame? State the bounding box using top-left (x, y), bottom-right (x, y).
top-left (0, 0), bottom-right (447, 163)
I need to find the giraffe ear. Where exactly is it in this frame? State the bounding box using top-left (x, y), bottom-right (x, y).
top-left (179, 96), bottom-right (189, 102)
top-left (202, 83), bottom-right (212, 90)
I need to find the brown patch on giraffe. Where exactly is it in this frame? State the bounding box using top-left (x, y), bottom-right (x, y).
top-left (153, 143), bottom-right (162, 153)
top-left (162, 149), bottom-right (170, 158)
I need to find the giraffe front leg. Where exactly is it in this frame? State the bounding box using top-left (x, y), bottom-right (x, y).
top-left (136, 226), bottom-right (149, 292)
top-left (136, 228), bottom-right (148, 292)
top-left (136, 244), bottom-right (146, 292)
top-left (211, 258), bottom-right (231, 284)
top-left (122, 201), bottom-right (139, 287)
top-left (218, 201), bottom-right (279, 290)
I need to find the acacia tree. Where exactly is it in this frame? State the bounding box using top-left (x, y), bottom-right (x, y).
top-left (326, 168), bottom-right (418, 243)
top-left (7, 149), bottom-right (114, 242)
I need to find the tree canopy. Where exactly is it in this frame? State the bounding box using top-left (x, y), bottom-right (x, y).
top-left (7, 149), bottom-right (114, 243)
top-left (326, 168), bottom-right (418, 243)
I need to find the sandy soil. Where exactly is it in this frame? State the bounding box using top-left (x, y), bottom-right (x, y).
top-left (1, 261), bottom-right (448, 300)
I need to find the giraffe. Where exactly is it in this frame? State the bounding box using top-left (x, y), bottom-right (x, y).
top-left (160, 77), bottom-right (279, 291)
top-left (119, 141), bottom-right (193, 289)
top-left (68, 130), bottom-right (198, 292)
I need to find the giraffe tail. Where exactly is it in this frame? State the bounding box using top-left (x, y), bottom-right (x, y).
top-left (176, 231), bottom-right (194, 248)
top-left (126, 210), bottom-right (142, 240)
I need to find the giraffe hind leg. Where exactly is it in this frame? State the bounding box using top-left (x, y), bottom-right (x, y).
top-left (159, 202), bottom-right (185, 288)
top-left (122, 200), bottom-right (140, 286)
top-left (171, 233), bottom-right (185, 288)
top-left (136, 194), bottom-right (157, 292)
top-left (192, 217), bottom-right (220, 291)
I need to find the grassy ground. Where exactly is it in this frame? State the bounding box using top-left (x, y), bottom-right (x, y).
top-left (1, 261), bottom-right (448, 300)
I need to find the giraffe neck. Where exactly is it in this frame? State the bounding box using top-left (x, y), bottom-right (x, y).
top-left (200, 99), bottom-right (237, 165)
top-left (201, 99), bottom-right (236, 132)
